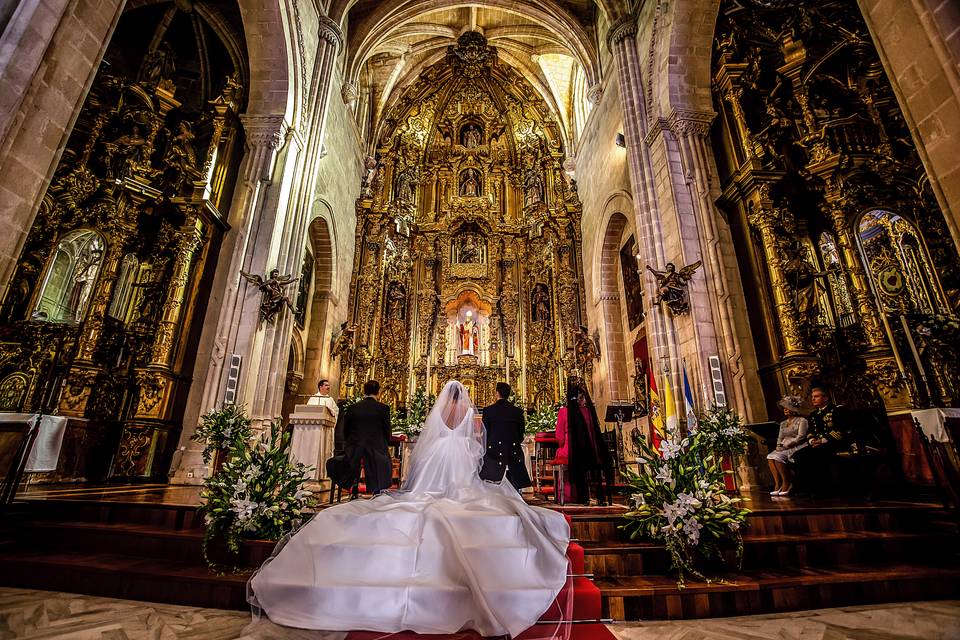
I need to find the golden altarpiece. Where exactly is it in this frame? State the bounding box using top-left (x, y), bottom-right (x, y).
top-left (0, 6), bottom-right (246, 481)
top-left (337, 33), bottom-right (591, 408)
top-left (711, 0), bottom-right (960, 426)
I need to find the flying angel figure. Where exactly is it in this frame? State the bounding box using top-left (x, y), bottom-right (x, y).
top-left (240, 268), bottom-right (299, 325)
top-left (646, 260), bottom-right (702, 316)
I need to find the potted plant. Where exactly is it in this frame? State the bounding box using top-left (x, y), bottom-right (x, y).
top-left (198, 419), bottom-right (315, 571)
top-left (620, 430), bottom-right (750, 587)
top-left (191, 403), bottom-right (253, 472)
top-left (695, 405), bottom-right (751, 491)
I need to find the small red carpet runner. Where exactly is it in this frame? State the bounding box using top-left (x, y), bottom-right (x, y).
top-left (344, 515), bottom-right (615, 640)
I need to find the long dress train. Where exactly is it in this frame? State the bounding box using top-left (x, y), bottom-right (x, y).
top-left (248, 381), bottom-right (570, 637)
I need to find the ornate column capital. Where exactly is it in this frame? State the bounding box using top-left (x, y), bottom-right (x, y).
top-left (240, 114), bottom-right (288, 150)
top-left (318, 16), bottom-right (344, 52)
top-left (606, 14), bottom-right (638, 50)
top-left (341, 80), bottom-right (359, 105)
top-left (586, 83), bottom-right (604, 105)
top-left (667, 109), bottom-right (716, 139)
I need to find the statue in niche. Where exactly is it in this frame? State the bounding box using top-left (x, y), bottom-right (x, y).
top-left (394, 163), bottom-right (420, 204)
top-left (461, 124), bottom-right (482, 149)
top-left (457, 234), bottom-right (481, 264)
top-left (164, 121), bottom-right (201, 191)
top-left (331, 321), bottom-right (357, 360)
top-left (523, 166), bottom-right (544, 208)
top-left (646, 260), bottom-right (702, 316)
top-left (531, 283), bottom-right (551, 323)
top-left (104, 126), bottom-right (148, 179)
top-left (142, 41), bottom-right (176, 87)
top-left (783, 243), bottom-right (828, 326)
top-left (67, 244), bottom-right (104, 321)
top-left (385, 281), bottom-right (407, 321)
top-left (458, 310), bottom-right (480, 354)
top-left (240, 268), bottom-right (299, 326)
top-left (460, 168), bottom-right (481, 197)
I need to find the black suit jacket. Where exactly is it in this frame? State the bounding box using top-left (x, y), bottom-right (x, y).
top-left (344, 396), bottom-right (391, 449)
top-left (342, 396), bottom-right (393, 493)
top-left (479, 399), bottom-right (532, 489)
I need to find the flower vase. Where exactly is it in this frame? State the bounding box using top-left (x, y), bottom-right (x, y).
top-left (720, 454), bottom-right (738, 492)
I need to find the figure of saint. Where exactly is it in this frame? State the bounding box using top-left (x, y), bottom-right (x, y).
top-left (394, 165), bottom-right (419, 204)
top-left (461, 124), bottom-right (481, 149)
top-left (331, 321), bottom-right (356, 359)
top-left (386, 281), bottom-right (406, 321)
top-left (240, 268), bottom-right (299, 325)
top-left (646, 260), bottom-right (702, 315)
top-left (142, 42), bottom-right (176, 85)
top-left (458, 311), bottom-right (479, 354)
top-left (458, 234), bottom-right (480, 264)
top-left (460, 169), bottom-right (479, 197)
top-left (531, 284), bottom-right (551, 323)
top-left (782, 245), bottom-right (828, 325)
top-left (67, 245), bottom-right (103, 321)
top-left (165, 121), bottom-right (201, 191)
top-left (106, 126), bottom-right (148, 178)
top-left (523, 167), bottom-right (544, 207)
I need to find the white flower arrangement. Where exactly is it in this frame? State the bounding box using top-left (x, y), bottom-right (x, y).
top-left (198, 418), bottom-right (314, 570)
top-left (621, 426), bottom-right (750, 587)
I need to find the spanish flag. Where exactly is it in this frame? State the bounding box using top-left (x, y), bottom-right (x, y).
top-left (663, 370), bottom-right (679, 440)
top-left (648, 363), bottom-right (665, 452)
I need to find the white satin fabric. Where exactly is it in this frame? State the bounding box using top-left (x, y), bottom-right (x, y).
top-left (248, 381), bottom-right (571, 637)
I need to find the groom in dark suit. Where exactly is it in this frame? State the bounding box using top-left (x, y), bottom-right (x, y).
top-left (344, 379), bottom-right (393, 498)
top-left (479, 382), bottom-right (532, 490)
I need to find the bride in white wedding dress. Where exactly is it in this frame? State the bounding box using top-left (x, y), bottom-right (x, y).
top-left (248, 380), bottom-right (571, 637)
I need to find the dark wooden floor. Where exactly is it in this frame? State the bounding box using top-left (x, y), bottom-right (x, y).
top-left (2, 483), bottom-right (959, 620)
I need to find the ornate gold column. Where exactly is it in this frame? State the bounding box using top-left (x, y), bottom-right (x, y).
top-left (746, 199), bottom-right (807, 357)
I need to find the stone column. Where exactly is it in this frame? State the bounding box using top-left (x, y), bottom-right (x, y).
top-left (667, 109), bottom-right (765, 420)
top-left (607, 15), bottom-right (680, 398)
top-left (150, 211), bottom-right (204, 367)
top-left (170, 114), bottom-right (292, 483)
top-left (255, 17), bottom-right (344, 423)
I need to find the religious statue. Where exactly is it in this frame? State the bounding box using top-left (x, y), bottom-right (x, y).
top-left (523, 167), bottom-right (544, 208)
top-left (142, 41), bottom-right (176, 87)
top-left (783, 244), bottom-right (828, 326)
top-left (385, 281), bottom-right (407, 321)
top-left (632, 358), bottom-right (648, 417)
top-left (240, 268), bottom-right (299, 325)
top-left (105, 126), bottom-right (148, 179)
top-left (458, 312), bottom-right (480, 354)
top-left (457, 234), bottom-right (480, 264)
top-left (461, 124), bottom-right (482, 148)
top-left (164, 121), bottom-right (201, 192)
top-left (67, 245), bottom-right (104, 320)
top-left (646, 260), bottom-right (702, 315)
top-left (394, 165), bottom-right (419, 204)
top-left (331, 321), bottom-right (356, 359)
top-left (460, 169), bottom-right (480, 197)
top-left (573, 325), bottom-right (600, 374)
top-left (531, 283), bottom-right (551, 323)
top-left (361, 156), bottom-right (378, 196)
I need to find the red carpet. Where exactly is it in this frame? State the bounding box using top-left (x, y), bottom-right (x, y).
top-left (345, 541), bottom-right (614, 640)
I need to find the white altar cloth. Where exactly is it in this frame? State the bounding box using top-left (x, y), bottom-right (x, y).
top-left (0, 412), bottom-right (68, 472)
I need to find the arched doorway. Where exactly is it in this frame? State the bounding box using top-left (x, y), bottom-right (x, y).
top-left (299, 214), bottom-right (336, 402)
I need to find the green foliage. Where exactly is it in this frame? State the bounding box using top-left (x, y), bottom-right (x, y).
top-left (190, 403), bottom-right (252, 464)
top-left (695, 405), bottom-right (751, 458)
top-left (393, 388), bottom-right (436, 438)
top-left (525, 402), bottom-right (562, 436)
top-left (198, 419), bottom-right (314, 570)
top-left (620, 429), bottom-right (750, 587)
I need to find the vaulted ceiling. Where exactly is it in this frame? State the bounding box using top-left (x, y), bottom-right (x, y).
top-left (338, 0), bottom-right (612, 151)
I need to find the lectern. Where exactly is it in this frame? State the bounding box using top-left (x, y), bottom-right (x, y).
top-left (289, 404), bottom-right (337, 481)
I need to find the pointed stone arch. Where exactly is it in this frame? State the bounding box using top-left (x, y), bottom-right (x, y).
top-left (300, 208), bottom-right (337, 398)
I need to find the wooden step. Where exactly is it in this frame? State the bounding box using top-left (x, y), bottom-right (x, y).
top-left (596, 563), bottom-right (960, 620)
top-left (581, 530), bottom-right (956, 576)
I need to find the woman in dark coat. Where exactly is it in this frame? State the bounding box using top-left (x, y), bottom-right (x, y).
top-left (555, 379), bottom-right (614, 505)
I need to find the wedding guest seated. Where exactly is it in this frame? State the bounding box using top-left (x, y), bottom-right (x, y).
top-left (792, 385), bottom-right (855, 495)
top-left (767, 395), bottom-right (808, 497)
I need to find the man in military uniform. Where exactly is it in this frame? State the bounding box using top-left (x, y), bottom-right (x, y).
top-left (806, 386), bottom-right (855, 454)
top-left (793, 385), bottom-right (855, 496)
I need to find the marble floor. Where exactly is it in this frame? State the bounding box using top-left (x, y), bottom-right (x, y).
top-left (0, 588), bottom-right (958, 640)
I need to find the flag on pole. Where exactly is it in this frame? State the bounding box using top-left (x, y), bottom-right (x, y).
top-left (663, 370), bottom-right (679, 439)
top-left (682, 363), bottom-right (698, 432)
top-left (647, 363), bottom-right (665, 452)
